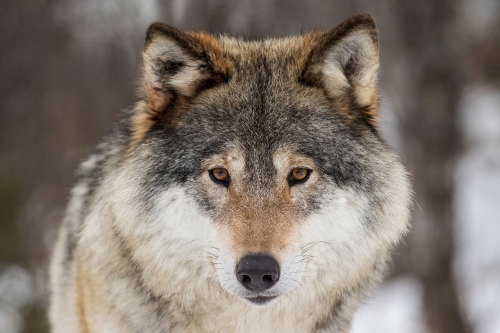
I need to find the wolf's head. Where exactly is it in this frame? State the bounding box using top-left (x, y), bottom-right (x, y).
top-left (110, 14), bottom-right (411, 308)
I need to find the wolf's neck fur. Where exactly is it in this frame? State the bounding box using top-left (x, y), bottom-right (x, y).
top-left (71, 204), bottom-right (379, 333)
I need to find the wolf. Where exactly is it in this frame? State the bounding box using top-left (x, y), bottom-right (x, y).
top-left (49, 13), bottom-right (412, 333)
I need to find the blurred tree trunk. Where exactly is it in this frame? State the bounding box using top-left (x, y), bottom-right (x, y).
top-left (395, 0), bottom-right (472, 332)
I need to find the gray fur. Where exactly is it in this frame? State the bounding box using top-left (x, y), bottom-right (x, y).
top-left (50, 14), bottom-right (412, 333)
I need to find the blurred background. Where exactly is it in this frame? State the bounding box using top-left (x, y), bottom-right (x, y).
top-left (1, 0), bottom-right (499, 332)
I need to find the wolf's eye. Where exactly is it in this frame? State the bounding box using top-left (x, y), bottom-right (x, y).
top-left (209, 168), bottom-right (230, 186)
top-left (288, 168), bottom-right (311, 186)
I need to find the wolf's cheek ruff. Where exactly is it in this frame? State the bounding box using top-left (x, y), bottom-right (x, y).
top-left (299, 190), bottom-right (384, 286)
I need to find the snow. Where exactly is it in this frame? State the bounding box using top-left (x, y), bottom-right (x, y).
top-left (0, 265), bottom-right (33, 333)
top-left (350, 276), bottom-right (424, 333)
top-left (454, 85), bottom-right (500, 333)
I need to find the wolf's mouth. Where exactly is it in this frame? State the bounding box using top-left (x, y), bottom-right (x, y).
top-left (245, 296), bottom-right (278, 306)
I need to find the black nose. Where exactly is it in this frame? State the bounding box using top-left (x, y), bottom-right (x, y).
top-left (236, 254), bottom-right (280, 291)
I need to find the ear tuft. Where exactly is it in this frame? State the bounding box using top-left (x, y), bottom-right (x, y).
top-left (302, 14), bottom-right (380, 128)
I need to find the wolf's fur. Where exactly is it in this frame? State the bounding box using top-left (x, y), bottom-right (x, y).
top-left (50, 14), bottom-right (412, 333)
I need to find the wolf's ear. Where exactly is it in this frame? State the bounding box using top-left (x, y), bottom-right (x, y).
top-left (129, 23), bottom-right (230, 149)
top-left (302, 14), bottom-right (380, 127)
top-left (141, 23), bottom-right (230, 113)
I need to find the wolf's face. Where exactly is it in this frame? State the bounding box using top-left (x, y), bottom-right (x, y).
top-left (111, 15), bottom-right (411, 308)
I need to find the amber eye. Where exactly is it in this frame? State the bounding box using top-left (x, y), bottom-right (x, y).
top-left (288, 168), bottom-right (311, 186)
top-left (209, 168), bottom-right (230, 186)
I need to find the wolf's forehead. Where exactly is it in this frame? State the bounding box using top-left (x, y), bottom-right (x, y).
top-left (220, 35), bottom-right (310, 61)
top-left (216, 36), bottom-right (312, 81)
top-left (185, 78), bottom-right (343, 165)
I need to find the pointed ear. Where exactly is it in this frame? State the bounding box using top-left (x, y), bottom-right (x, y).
top-left (141, 23), bottom-right (230, 112)
top-left (302, 14), bottom-right (380, 128)
top-left (130, 23), bottom-right (231, 149)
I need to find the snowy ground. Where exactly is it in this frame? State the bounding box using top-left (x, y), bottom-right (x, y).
top-left (350, 276), bottom-right (424, 333)
top-left (0, 265), bottom-right (33, 333)
top-left (454, 85), bottom-right (500, 333)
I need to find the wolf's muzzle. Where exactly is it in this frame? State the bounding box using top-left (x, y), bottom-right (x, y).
top-left (236, 254), bottom-right (280, 292)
